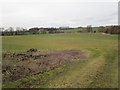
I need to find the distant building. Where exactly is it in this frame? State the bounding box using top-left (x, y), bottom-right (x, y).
top-left (59, 26), bottom-right (69, 30)
top-left (0, 28), bottom-right (5, 31)
top-left (39, 28), bottom-right (44, 31)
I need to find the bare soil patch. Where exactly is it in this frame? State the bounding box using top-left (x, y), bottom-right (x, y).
top-left (2, 49), bottom-right (85, 82)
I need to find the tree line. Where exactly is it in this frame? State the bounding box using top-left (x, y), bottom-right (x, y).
top-left (80, 25), bottom-right (120, 34)
top-left (1, 25), bottom-right (120, 36)
top-left (0, 27), bottom-right (65, 36)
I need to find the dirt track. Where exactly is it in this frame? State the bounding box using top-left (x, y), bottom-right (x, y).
top-left (2, 48), bottom-right (118, 88)
top-left (2, 49), bottom-right (85, 82)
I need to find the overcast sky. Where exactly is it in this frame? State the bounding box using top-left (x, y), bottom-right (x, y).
top-left (0, 0), bottom-right (119, 28)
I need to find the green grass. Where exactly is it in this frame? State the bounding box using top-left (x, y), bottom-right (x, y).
top-left (60, 28), bottom-right (82, 33)
top-left (2, 33), bottom-right (118, 51)
top-left (2, 33), bottom-right (118, 88)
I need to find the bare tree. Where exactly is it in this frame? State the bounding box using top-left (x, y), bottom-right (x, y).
top-left (87, 25), bottom-right (92, 33)
top-left (8, 27), bottom-right (14, 35)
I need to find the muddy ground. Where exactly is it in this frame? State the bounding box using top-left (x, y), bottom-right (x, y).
top-left (2, 49), bottom-right (85, 82)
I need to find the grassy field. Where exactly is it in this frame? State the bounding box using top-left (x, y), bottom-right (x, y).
top-left (59, 28), bottom-right (82, 33)
top-left (2, 33), bottom-right (118, 88)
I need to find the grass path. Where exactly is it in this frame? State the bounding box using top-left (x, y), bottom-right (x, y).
top-left (42, 56), bottom-right (105, 88)
top-left (35, 48), bottom-right (118, 88)
top-left (37, 50), bottom-right (104, 88)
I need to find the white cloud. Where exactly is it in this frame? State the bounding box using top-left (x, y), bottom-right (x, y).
top-left (0, 1), bottom-right (118, 28)
top-left (1, 0), bottom-right (119, 3)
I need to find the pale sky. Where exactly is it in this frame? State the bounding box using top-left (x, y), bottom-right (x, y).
top-left (0, 0), bottom-right (119, 28)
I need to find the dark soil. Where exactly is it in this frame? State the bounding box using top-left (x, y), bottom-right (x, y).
top-left (2, 49), bottom-right (85, 82)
